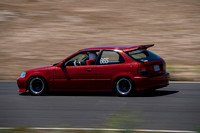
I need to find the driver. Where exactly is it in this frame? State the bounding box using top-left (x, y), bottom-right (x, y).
top-left (86, 52), bottom-right (97, 65)
top-left (88, 52), bottom-right (97, 61)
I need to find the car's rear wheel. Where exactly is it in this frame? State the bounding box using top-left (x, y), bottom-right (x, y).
top-left (114, 77), bottom-right (134, 96)
top-left (28, 76), bottom-right (47, 96)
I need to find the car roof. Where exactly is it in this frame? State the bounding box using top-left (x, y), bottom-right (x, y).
top-left (80, 44), bottom-right (154, 52)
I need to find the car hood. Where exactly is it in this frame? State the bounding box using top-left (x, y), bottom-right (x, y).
top-left (26, 65), bottom-right (53, 72)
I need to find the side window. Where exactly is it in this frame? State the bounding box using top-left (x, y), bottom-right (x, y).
top-left (64, 50), bottom-right (100, 66)
top-left (64, 53), bottom-right (88, 66)
top-left (99, 51), bottom-right (124, 65)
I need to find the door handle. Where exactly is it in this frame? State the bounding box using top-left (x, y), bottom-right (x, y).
top-left (86, 69), bottom-right (92, 72)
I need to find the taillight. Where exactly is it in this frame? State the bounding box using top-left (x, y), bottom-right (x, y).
top-left (138, 67), bottom-right (147, 75)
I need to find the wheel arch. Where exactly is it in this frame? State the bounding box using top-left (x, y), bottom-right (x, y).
top-left (26, 74), bottom-right (48, 91)
top-left (112, 73), bottom-right (136, 89)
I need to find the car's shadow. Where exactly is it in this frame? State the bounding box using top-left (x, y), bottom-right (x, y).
top-left (134, 90), bottom-right (179, 97)
top-left (19, 89), bottom-right (179, 97)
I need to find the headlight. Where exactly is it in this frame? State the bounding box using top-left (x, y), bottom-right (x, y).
top-left (20, 72), bottom-right (26, 78)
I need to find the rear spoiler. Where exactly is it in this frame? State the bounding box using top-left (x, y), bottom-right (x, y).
top-left (123, 44), bottom-right (154, 52)
top-left (138, 44), bottom-right (154, 49)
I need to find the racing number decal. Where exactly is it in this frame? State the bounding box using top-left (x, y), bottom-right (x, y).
top-left (100, 58), bottom-right (109, 64)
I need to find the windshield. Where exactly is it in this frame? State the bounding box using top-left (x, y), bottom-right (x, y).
top-left (126, 49), bottom-right (162, 62)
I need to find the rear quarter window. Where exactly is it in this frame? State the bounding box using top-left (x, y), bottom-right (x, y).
top-left (99, 50), bottom-right (124, 65)
top-left (126, 49), bottom-right (162, 62)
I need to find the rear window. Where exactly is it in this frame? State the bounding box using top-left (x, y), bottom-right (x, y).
top-left (126, 49), bottom-right (162, 62)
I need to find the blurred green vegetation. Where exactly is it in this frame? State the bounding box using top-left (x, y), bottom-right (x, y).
top-left (104, 109), bottom-right (143, 132)
top-left (0, 128), bottom-right (196, 133)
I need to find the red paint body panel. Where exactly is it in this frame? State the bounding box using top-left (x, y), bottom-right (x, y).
top-left (17, 77), bottom-right (27, 92)
top-left (17, 45), bottom-right (169, 93)
top-left (133, 72), bottom-right (169, 91)
top-left (53, 65), bottom-right (97, 90)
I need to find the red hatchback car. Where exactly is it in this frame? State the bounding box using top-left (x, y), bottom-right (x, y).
top-left (17, 44), bottom-right (169, 96)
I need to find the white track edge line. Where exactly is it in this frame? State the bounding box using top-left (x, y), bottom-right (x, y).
top-left (169, 81), bottom-right (200, 83)
top-left (0, 127), bottom-right (196, 133)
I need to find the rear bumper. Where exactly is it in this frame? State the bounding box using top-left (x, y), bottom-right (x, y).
top-left (133, 72), bottom-right (170, 91)
top-left (17, 77), bottom-right (27, 92)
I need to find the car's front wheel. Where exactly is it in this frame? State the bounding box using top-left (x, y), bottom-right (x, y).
top-left (28, 76), bottom-right (47, 96)
top-left (114, 77), bottom-right (134, 96)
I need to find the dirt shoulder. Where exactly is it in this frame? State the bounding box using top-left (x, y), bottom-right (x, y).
top-left (0, 0), bottom-right (200, 80)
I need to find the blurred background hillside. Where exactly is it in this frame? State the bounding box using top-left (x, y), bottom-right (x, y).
top-left (0, 0), bottom-right (200, 80)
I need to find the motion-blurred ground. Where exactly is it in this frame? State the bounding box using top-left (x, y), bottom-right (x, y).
top-left (0, 0), bottom-right (200, 80)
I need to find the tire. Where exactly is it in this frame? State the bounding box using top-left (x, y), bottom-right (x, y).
top-left (28, 76), bottom-right (47, 96)
top-left (114, 77), bottom-right (134, 96)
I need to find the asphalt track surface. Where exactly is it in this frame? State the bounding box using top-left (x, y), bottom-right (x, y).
top-left (0, 81), bottom-right (199, 130)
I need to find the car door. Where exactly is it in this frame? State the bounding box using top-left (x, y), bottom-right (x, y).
top-left (53, 52), bottom-right (97, 91)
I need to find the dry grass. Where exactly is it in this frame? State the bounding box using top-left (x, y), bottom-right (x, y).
top-left (0, 0), bottom-right (200, 80)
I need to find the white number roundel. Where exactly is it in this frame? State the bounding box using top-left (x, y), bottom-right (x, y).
top-left (100, 58), bottom-right (109, 64)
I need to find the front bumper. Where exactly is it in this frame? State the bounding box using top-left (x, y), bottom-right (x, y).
top-left (17, 77), bottom-right (27, 92)
top-left (133, 72), bottom-right (170, 91)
